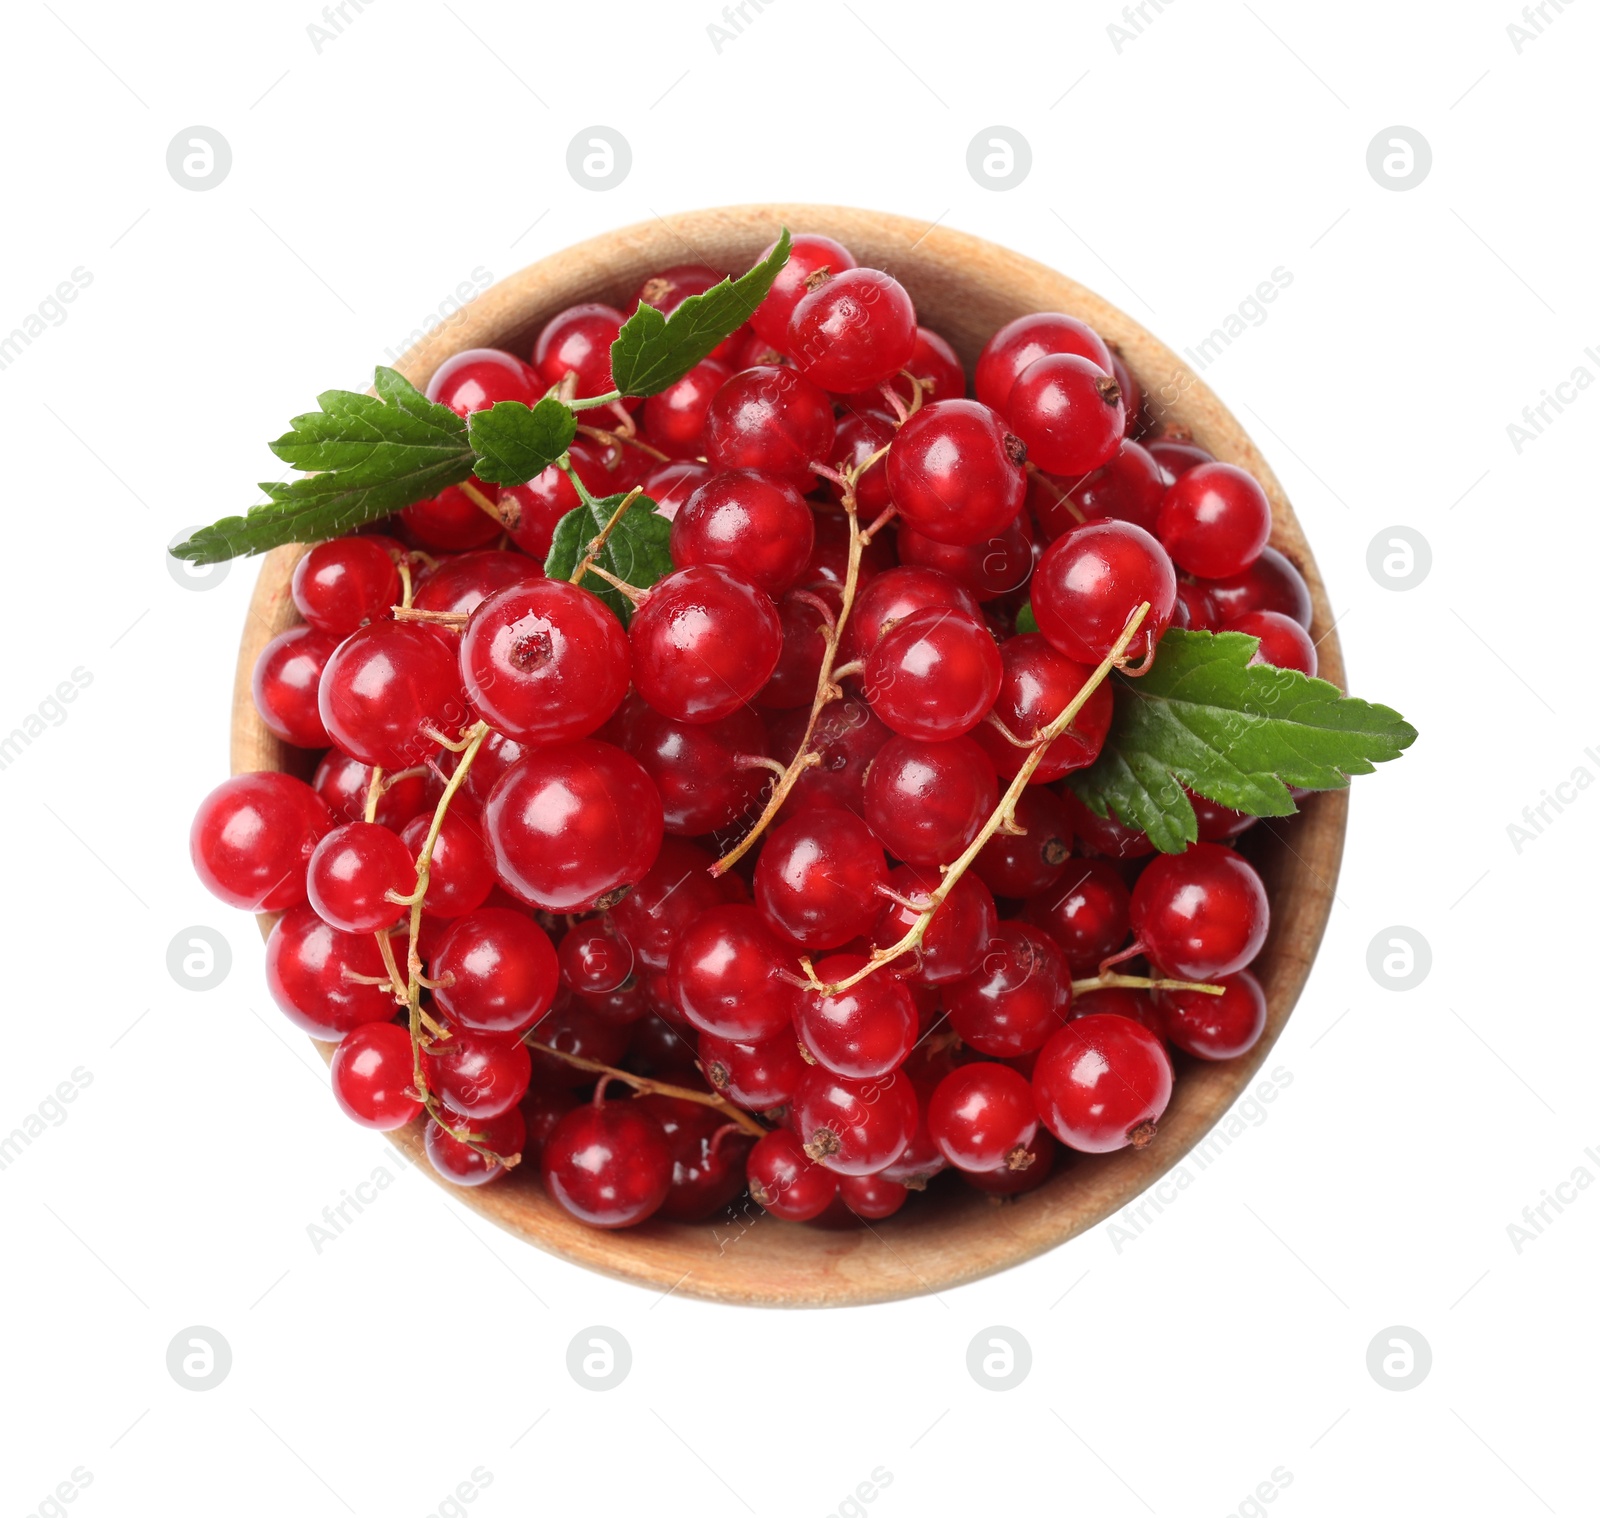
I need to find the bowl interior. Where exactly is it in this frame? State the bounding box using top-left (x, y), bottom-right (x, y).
top-left (232, 205), bottom-right (1347, 1307)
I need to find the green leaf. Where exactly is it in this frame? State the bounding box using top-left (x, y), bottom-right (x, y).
top-left (1015, 600), bottom-right (1039, 635)
top-left (1068, 628), bottom-right (1418, 853)
top-left (543, 492), bottom-right (673, 625)
top-left (608, 229), bottom-right (792, 397)
top-left (466, 396), bottom-right (578, 485)
top-left (170, 368), bottom-right (475, 563)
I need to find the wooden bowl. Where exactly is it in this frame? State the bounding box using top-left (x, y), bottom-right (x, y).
top-left (232, 205), bottom-right (1346, 1307)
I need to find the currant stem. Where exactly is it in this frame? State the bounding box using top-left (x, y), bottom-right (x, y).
top-left (1071, 973), bottom-right (1226, 997)
top-left (374, 930), bottom-right (408, 1001)
top-left (525, 1042), bottom-right (768, 1137)
top-left (558, 454), bottom-right (598, 508)
top-left (577, 422), bottom-right (669, 463)
top-left (393, 607), bottom-right (470, 628)
top-left (807, 602), bottom-right (1152, 996)
top-left (568, 388), bottom-right (623, 412)
top-left (569, 487), bottom-right (644, 587)
top-left (460, 479), bottom-right (504, 526)
top-left (363, 766), bottom-right (385, 824)
top-left (423, 1092), bottom-right (521, 1170)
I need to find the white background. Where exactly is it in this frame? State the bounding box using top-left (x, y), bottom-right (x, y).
top-left (2, 1), bottom-right (1595, 1514)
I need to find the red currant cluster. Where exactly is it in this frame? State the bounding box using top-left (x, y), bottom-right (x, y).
top-left (193, 231), bottom-right (1315, 1232)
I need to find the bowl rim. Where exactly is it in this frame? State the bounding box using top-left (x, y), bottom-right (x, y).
top-left (231, 203), bottom-right (1348, 1308)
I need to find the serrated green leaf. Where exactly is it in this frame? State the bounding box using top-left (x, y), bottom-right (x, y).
top-left (1068, 628), bottom-right (1417, 852)
top-left (1015, 600), bottom-right (1039, 635)
top-left (608, 229), bottom-right (792, 397)
top-left (170, 368), bottom-right (476, 563)
top-left (466, 396), bottom-right (578, 485)
top-left (543, 492), bottom-right (673, 625)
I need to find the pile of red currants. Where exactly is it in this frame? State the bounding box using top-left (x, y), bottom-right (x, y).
top-left (192, 231), bottom-right (1316, 1231)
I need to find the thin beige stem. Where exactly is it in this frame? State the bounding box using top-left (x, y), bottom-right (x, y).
top-left (460, 479), bottom-right (504, 525)
top-left (363, 766), bottom-right (385, 824)
top-left (808, 603), bottom-right (1151, 996)
top-left (526, 1042), bottom-right (768, 1137)
top-left (393, 606), bottom-right (470, 628)
top-left (374, 930), bottom-right (408, 1001)
top-left (569, 487), bottom-right (644, 587)
top-left (1072, 973), bottom-right (1227, 997)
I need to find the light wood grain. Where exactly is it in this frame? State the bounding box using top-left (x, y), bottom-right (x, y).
top-left (230, 205), bottom-right (1347, 1307)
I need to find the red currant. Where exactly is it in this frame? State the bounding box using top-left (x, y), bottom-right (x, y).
top-left (746, 1127), bottom-right (838, 1220)
top-left (700, 1028), bottom-right (808, 1111)
top-left (1006, 353), bottom-right (1125, 476)
top-left (430, 906), bottom-right (559, 1037)
top-left (841, 565), bottom-right (983, 663)
top-left (972, 633), bottom-right (1113, 783)
top-left (426, 347), bottom-right (542, 415)
top-left (669, 470), bottom-right (815, 596)
top-left (558, 919), bottom-right (634, 996)
top-left (704, 365), bottom-right (835, 485)
top-left (1156, 462), bottom-right (1272, 579)
top-left (1025, 856), bottom-right (1132, 974)
top-left (886, 399), bottom-right (1026, 546)
top-left (1032, 439), bottom-right (1167, 540)
top-left (792, 1067), bottom-right (916, 1175)
top-left (331, 1022), bottom-right (421, 1130)
top-left (749, 233), bottom-right (856, 345)
top-left (1129, 842), bottom-right (1270, 980)
top-left (426, 1105), bottom-right (526, 1187)
top-left (796, 953), bottom-right (918, 1078)
top-left (946, 921), bottom-right (1072, 1057)
top-left (252, 625), bottom-right (338, 748)
top-left (787, 267), bottom-right (918, 393)
top-left (1031, 521), bottom-right (1177, 667)
top-left (606, 838), bottom-right (723, 971)
top-left (1061, 792), bottom-right (1155, 858)
top-left (667, 903), bottom-right (799, 1041)
top-left (771, 698), bottom-right (890, 820)
top-left (1147, 435), bottom-right (1215, 480)
top-left (399, 808), bottom-right (495, 918)
top-left (423, 1025), bottom-right (532, 1119)
top-left (863, 733), bottom-right (997, 865)
top-left (400, 486), bottom-right (503, 551)
top-left (868, 866), bottom-right (996, 985)
top-left (754, 806), bottom-right (888, 949)
top-left (972, 788), bottom-right (1072, 899)
top-left (264, 905), bottom-right (396, 1039)
top-left (412, 550), bottom-right (542, 621)
top-left (1227, 609), bottom-right (1318, 676)
top-left (975, 312), bottom-right (1114, 413)
top-left (318, 621), bottom-right (467, 768)
top-left (756, 585), bottom-right (840, 709)
top-left (838, 1170), bottom-right (909, 1220)
top-left (1159, 969), bottom-right (1267, 1060)
top-left (291, 537), bottom-right (401, 636)
top-left (928, 1063), bottom-right (1038, 1173)
top-left (642, 358), bottom-right (730, 459)
top-left (896, 510), bottom-right (1037, 601)
top-left (1033, 1012), bottom-right (1173, 1152)
top-left (641, 459), bottom-right (716, 521)
top-left (532, 303), bottom-right (629, 402)
top-left (637, 1094), bottom-right (753, 1222)
top-left (306, 821), bottom-right (412, 933)
top-left (963, 1129), bottom-right (1057, 1195)
top-left (629, 565), bottom-right (782, 724)
top-left (314, 750), bottom-right (434, 831)
top-left (485, 740), bottom-right (664, 912)
top-left (863, 606), bottom-right (1003, 741)
top-left (190, 773), bottom-right (334, 912)
top-left (620, 700), bottom-right (769, 836)
top-left (1203, 544), bottom-right (1312, 630)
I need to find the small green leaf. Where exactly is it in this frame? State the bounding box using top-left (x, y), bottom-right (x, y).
top-left (1015, 600), bottom-right (1039, 635)
top-left (466, 396), bottom-right (578, 485)
top-left (543, 492), bottom-right (673, 625)
top-left (171, 368), bottom-right (476, 563)
top-left (609, 229), bottom-right (792, 397)
top-left (1068, 628), bottom-right (1418, 852)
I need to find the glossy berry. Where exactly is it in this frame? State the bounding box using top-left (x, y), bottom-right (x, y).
top-left (460, 579), bottom-right (630, 743)
top-left (620, 701), bottom-right (769, 836)
top-left (519, 1085), bottom-right (581, 1165)
top-left (314, 750), bottom-right (434, 832)
top-left (412, 550), bottom-right (542, 622)
top-left (425, 1105), bottom-right (526, 1187)
top-left (748, 233), bottom-right (856, 345)
top-left (400, 485), bottom-right (502, 551)
top-left (700, 1028), bottom-right (809, 1110)
top-left (886, 399), bottom-right (1026, 546)
top-left (399, 808), bottom-right (495, 919)
top-left (754, 806), bottom-right (888, 949)
top-left (306, 821), bottom-right (412, 933)
top-left (1070, 985), bottom-right (1164, 1035)
top-left (863, 607), bottom-right (1002, 741)
top-left (633, 262), bottom-right (723, 314)
top-left (792, 1067), bottom-right (916, 1176)
top-left (975, 311), bottom-right (1114, 413)
top-left (642, 358), bottom-right (729, 459)
top-left (787, 267), bottom-right (918, 392)
top-left (291, 537), bottom-right (401, 636)
top-left (252, 626), bottom-right (339, 751)
top-left (532, 303), bottom-right (628, 402)
top-left (630, 564), bottom-right (782, 724)
top-left (318, 621), bottom-right (466, 768)
top-left (1061, 792), bottom-right (1155, 859)
top-left (757, 585), bottom-right (839, 709)
top-left (331, 1022), bottom-right (421, 1130)
top-left (430, 906), bottom-right (559, 1038)
top-left (825, 409), bottom-right (896, 514)
top-left (485, 741), bottom-right (664, 912)
top-left (946, 921), bottom-right (1072, 1058)
top-left (838, 1171), bottom-right (909, 1220)
top-left (426, 347), bottom-right (542, 415)
top-left (1031, 520), bottom-right (1177, 668)
top-left (928, 1063), bottom-right (1039, 1173)
top-left (841, 565), bottom-right (983, 663)
top-left (896, 510), bottom-right (1036, 602)
top-left (864, 734), bottom-right (997, 865)
top-left (637, 1094), bottom-right (753, 1222)
top-left (1157, 462), bottom-right (1273, 579)
top-left (850, 325), bottom-right (966, 411)
top-left (670, 470), bottom-right (815, 596)
top-left (1203, 544), bottom-right (1312, 630)
top-left (423, 1026), bottom-right (532, 1119)
top-left (796, 954), bottom-right (918, 1078)
top-left (264, 905), bottom-right (395, 1040)
top-left (1006, 352), bottom-right (1125, 476)
top-left (963, 1129), bottom-right (1057, 1195)
top-left (606, 839), bottom-right (723, 971)
top-left (668, 903), bottom-right (799, 1041)
top-left (558, 920), bottom-right (634, 996)
top-left (972, 788), bottom-right (1072, 899)
top-left (1025, 857), bottom-right (1132, 975)
top-left (1148, 436), bottom-right (1214, 480)
top-left (704, 365), bottom-right (835, 485)
top-left (1227, 610), bottom-right (1318, 677)
top-left (1032, 439), bottom-right (1167, 540)
top-left (1033, 1013), bottom-right (1174, 1153)
top-left (642, 459), bottom-right (716, 521)
top-left (191, 772), bottom-right (334, 912)
top-left (746, 1127), bottom-right (839, 1220)
top-left (869, 867), bottom-right (996, 985)
top-left (1188, 789), bottom-right (1259, 843)
top-left (526, 998), bottom-right (631, 1086)
top-left (972, 634), bottom-right (1113, 783)
top-left (771, 698), bottom-right (890, 819)
top-left (1173, 579), bottom-right (1220, 631)
top-left (1160, 969), bottom-right (1267, 1060)
top-left (1129, 842), bottom-right (1270, 980)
